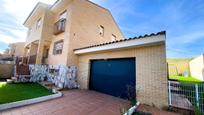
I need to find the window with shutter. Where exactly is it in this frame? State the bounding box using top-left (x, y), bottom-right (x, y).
top-left (53, 40), bottom-right (63, 55)
top-left (99, 25), bottom-right (104, 36)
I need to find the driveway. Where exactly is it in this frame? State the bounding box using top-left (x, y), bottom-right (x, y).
top-left (0, 90), bottom-right (130, 115)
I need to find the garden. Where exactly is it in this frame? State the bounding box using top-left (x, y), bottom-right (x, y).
top-left (0, 64), bottom-right (78, 111)
top-left (0, 82), bottom-right (52, 104)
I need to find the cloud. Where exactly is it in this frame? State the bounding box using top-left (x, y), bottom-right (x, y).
top-left (0, 0), bottom-right (203, 58)
top-left (0, 0), bottom-right (56, 50)
top-left (0, 30), bottom-right (26, 44)
top-left (2, 0), bottom-right (56, 22)
top-left (170, 31), bottom-right (204, 44)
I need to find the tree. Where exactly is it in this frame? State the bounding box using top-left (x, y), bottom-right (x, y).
top-left (3, 48), bottom-right (10, 55)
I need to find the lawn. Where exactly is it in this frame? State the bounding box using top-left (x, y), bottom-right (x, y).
top-left (169, 75), bottom-right (203, 83)
top-left (0, 82), bottom-right (53, 104)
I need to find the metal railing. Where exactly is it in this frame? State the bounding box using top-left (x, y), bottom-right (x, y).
top-left (54, 19), bottom-right (66, 35)
top-left (16, 65), bottom-right (30, 75)
top-left (28, 55), bottom-right (36, 64)
top-left (168, 80), bottom-right (204, 113)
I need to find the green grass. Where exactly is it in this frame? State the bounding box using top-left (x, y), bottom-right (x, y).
top-left (0, 82), bottom-right (53, 104)
top-left (167, 58), bottom-right (193, 62)
top-left (169, 75), bottom-right (203, 83)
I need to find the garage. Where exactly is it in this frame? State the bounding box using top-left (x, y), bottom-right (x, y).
top-left (89, 58), bottom-right (136, 99)
top-left (75, 31), bottom-right (168, 108)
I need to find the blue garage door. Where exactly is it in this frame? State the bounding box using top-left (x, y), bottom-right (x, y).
top-left (90, 58), bottom-right (136, 99)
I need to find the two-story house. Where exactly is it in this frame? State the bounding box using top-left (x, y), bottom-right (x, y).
top-left (9, 42), bottom-right (25, 57)
top-left (23, 0), bottom-right (168, 108)
top-left (23, 0), bottom-right (123, 65)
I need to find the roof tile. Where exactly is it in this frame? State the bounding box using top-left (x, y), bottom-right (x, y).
top-left (74, 31), bottom-right (166, 51)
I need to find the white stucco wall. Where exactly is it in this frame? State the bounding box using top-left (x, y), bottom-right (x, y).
top-left (189, 54), bottom-right (204, 81)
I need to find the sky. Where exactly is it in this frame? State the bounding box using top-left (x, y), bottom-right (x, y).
top-left (0, 0), bottom-right (204, 58)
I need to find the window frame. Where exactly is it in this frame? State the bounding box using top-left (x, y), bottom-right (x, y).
top-left (99, 25), bottom-right (104, 37)
top-left (53, 40), bottom-right (64, 55)
top-left (59, 10), bottom-right (67, 20)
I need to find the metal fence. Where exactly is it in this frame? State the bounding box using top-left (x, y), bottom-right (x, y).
top-left (168, 80), bottom-right (204, 113)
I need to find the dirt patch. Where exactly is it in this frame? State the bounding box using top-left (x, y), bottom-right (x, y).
top-left (137, 104), bottom-right (181, 115)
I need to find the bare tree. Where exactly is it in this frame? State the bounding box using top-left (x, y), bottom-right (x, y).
top-left (3, 48), bottom-right (10, 55)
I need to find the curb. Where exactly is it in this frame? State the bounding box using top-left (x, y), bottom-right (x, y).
top-left (0, 92), bottom-right (62, 111)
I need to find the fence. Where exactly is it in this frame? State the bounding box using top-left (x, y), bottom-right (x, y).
top-left (168, 80), bottom-right (204, 113)
top-left (0, 64), bottom-right (14, 78)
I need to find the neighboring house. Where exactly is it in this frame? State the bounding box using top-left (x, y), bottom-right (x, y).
top-left (9, 42), bottom-right (25, 57)
top-left (167, 58), bottom-right (191, 76)
top-left (23, 0), bottom-right (168, 108)
top-left (0, 48), bottom-right (14, 61)
top-left (189, 54), bottom-right (204, 81)
top-left (0, 53), bottom-right (9, 60)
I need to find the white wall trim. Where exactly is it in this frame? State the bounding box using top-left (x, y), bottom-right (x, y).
top-left (74, 35), bottom-right (165, 55)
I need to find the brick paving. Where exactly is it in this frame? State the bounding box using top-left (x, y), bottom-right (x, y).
top-left (0, 90), bottom-right (130, 115)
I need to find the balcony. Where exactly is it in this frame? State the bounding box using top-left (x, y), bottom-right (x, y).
top-left (54, 19), bottom-right (66, 35)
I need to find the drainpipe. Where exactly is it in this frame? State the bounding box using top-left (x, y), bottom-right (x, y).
top-left (124, 102), bottom-right (140, 115)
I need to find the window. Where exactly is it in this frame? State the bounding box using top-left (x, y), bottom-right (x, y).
top-left (36, 18), bottom-right (41, 29)
top-left (99, 25), bottom-right (104, 36)
top-left (59, 10), bottom-right (67, 20)
top-left (53, 40), bottom-right (63, 55)
top-left (111, 34), bottom-right (116, 41)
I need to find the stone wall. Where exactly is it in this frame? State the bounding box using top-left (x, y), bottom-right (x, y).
top-left (28, 65), bottom-right (79, 89)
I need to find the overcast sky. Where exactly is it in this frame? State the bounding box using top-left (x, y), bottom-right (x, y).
top-left (0, 0), bottom-right (204, 58)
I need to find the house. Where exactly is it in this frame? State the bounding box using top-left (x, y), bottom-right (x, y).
top-left (0, 42), bottom-right (24, 62)
top-left (167, 58), bottom-right (191, 76)
top-left (0, 53), bottom-right (9, 60)
top-left (23, 0), bottom-right (123, 65)
top-left (23, 0), bottom-right (168, 108)
top-left (189, 54), bottom-right (204, 81)
top-left (0, 43), bottom-right (23, 78)
top-left (8, 42), bottom-right (25, 57)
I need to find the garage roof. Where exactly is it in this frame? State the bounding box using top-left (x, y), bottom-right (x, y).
top-left (74, 31), bottom-right (166, 54)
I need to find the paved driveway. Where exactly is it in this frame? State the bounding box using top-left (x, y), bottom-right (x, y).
top-left (0, 90), bottom-right (130, 115)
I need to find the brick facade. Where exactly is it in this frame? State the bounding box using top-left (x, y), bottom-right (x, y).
top-left (77, 44), bottom-right (168, 108)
